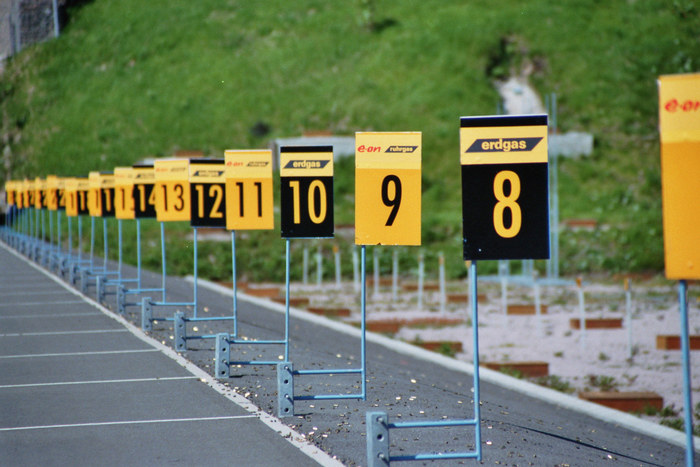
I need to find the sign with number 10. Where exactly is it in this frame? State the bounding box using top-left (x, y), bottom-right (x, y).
top-left (280, 146), bottom-right (334, 238)
top-left (460, 115), bottom-right (549, 260)
top-left (355, 131), bottom-right (421, 246)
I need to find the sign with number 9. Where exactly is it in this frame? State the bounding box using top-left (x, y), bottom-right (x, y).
top-left (355, 132), bottom-right (421, 246)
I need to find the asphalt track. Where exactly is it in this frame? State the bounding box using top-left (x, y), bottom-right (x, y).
top-left (1, 237), bottom-right (699, 466)
top-left (0, 243), bottom-right (338, 467)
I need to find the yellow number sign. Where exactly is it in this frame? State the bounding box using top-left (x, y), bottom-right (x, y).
top-left (658, 73), bottom-right (700, 279)
top-left (88, 171), bottom-right (102, 217)
top-left (5, 180), bottom-right (17, 208)
top-left (24, 179), bottom-right (35, 209)
top-left (224, 149), bottom-right (274, 231)
top-left (154, 159), bottom-right (191, 222)
top-left (100, 172), bottom-right (116, 217)
top-left (45, 176), bottom-right (59, 211)
top-left (114, 167), bottom-right (135, 220)
top-left (355, 132), bottom-right (422, 246)
top-left (65, 177), bottom-right (90, 217)
top-left (64, 178), bottom-right (78, 217)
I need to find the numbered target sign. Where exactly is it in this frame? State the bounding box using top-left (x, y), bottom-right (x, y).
top-left (100, 172), bottom-right (116, 218)
top-left (5, 180), bottom-right (17, 208)
top-left (56, 177), bottom-right (66, 211)
top-left (24, 179), bottom-right (35, 209)
top-left (45, 176), bottom-right (59, 211)
top-left (658, 73), bottom-right (700, 279)
top-left (154, 159), bottom-right (191, 222)
top-left (280, 146), bottom-right (334, 238)
top-left (34, 177), bottom-right (46, 209)
top-left (65, 177), bottom-right (90, 217)
top-left (355, 132), bottom-right (421, 246)
top-left (88, 171), bottom-right (102, 217)
top-left (64, 178), bottom-right (78, 217)
top-left (460, 115), bottom-right (549, 260)
top-left (133, 164), bottom-right (156, 218)
top-left (189, 158), bottom-right (226, 228)
top-left (224, 149), bottom-right (274, 231)
top-left (114, 167), bottom-right (135, 220)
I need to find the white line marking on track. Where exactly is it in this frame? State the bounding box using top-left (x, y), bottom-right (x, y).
top-left (0, 415), bottom-right (257, 432)
top-left (0, 312), bottom-right (103, 319)
top-left (0, 329), bottom-right (127, 337)
top-left (0, 349), bottom-right (158, 359)
top-left (0, 300), bottom-right (84, 307)
top-left (0, 291), bottom-right (73, 297)
top-left (0, 375), bottom-right (199, 389)
top-left (0, 242), bottom-right (346, 467)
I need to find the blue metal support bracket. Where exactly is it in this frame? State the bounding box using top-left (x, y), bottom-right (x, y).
top-left (277, 242), bottom-right (367, 418)
top-left (215, 333), bottom-right (230, 378)
top-left (277, 362), bottom-right (295, 418)
top-left (365, 261), bottom-right (483, 465)
top-left (212, 231), bottom-right (289, 374)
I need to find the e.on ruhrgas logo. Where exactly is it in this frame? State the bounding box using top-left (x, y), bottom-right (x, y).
top-left (663, 98), bottom-right (700, 113)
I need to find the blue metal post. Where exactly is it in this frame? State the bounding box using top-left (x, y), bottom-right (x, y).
top-left (102, 218), bottom-right (108, 272)
top-left (679, 280), bottom-right (695, 467)
top-left (160, 222), bottom-right (166, 301)
top-left (117, 219), bottom-right (123, 282)
top-left (285, 238), bottom-right (291, 362)
top-left (232, 230), bottom-right (238, 338)
top-left (90, 216), bottom-right (95, 270)
top-left (136, 219), bottom-right (142, 288)
top-left (470, 260), bottom-right (482, 461)
top-left (361, 244), bottom-right (367, 399)
top-left (193, 227), bottom-right (198, 318)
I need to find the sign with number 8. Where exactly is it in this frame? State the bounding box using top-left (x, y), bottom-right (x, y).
top-left (460, 115), bottom-right (549, 260)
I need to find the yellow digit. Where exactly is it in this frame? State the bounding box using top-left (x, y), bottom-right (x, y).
top-left (493, 170), bottom-right (522, 238)
top-left (195, 184), bottom-right (205, 218)
top-left (290, 180), bottom-right (301, 224)
top-left (308, 179), bottom-right (326, 224)
top-left (209, 185), bottom-right (223, 218)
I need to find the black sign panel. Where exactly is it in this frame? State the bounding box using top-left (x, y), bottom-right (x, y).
top-left (280, 146), bottom-right (334, 238)
top-left (133, 165), bottom-right (157, 219)
top-left (189, 159), bottom-right (226, 228)
top-left (460, 115), bottom-right (550, 260)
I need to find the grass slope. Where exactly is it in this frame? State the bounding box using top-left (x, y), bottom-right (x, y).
top-left (1, 0), bottom-right (699, 279)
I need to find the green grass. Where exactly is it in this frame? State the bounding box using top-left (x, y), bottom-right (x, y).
top-left (2, 0), bottom-right (699, 280)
